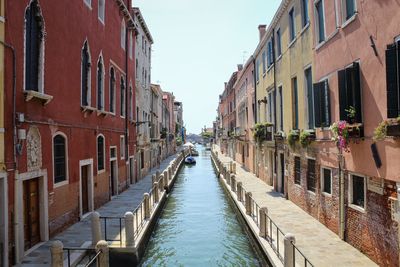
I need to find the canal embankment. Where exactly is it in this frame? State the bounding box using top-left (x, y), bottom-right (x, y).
top-left (21, 151), bottom-right (188, 267)
top-left (211, 145), bottom-right (378, 267)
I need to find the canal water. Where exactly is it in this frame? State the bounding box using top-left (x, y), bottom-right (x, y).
top-left (140, 146), bottom-right (261, 266)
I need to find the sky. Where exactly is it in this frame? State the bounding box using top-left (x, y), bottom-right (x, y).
top-left (134, 0), bottom-right (282, 134)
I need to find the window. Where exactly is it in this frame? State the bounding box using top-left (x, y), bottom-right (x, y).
top-left (301, 0), bottom-right (309, 27)
top-left (307, 159), bottom-right (316, 192)
top-left (350, 174), bottom-right (365, 209)
top-left (120, 77), bottom-right (126, 117)
top-left (25, 0), bottom-right (44, 93)
top-left (98, 0), bottom-right (105, 23)
top-left (97, 56), bottom-right (104, 110)
top-left (135, 59), bottom-right (139, 79)
top-left (305, 68), bottom-right (314, 129)
top-left (110, 147), bottom-right (116, 159)
top-left (97, 135), bottom-right (105, 171)
top-left (256, 59), bottom-right (260, 82)
top-left (129, 87), bottom-right (133, 120)
top-left (267, 39), bottom-right (273, 68)
top-left (120, 135), bottom-right (125, 159)
top-left (278, 86), bottom-right (283, 131)
top-left (276, 28), bottom-right (282, 57)
top-left (84, 0), bottom-right (92, 8)
top-left (129, 32), bottom-right (133, 59)
top-left (289, 8), bottom-right (296, 42)
top-left (338, 62), bottom-right (362, 123)
top-left (140, 151), bottom-right (144, 169)
top-left (262, 51), bottom-right (266, 73)
top-left (53, 134), bottom-right (67, 184)
top-left (321, 168), bottom-right (332, 194)
top-left (315, 0), bottom-right (325, 44)
top-left (294, 156), bottom-right (301, 185)
top-left (313, 79), bottom-right (330, 127)
top-left (385, 41), bottom-right (400, 118)
top-left (292, 77), bottom-right (299, 129)
top-left (109, 67), bottom-right (116, 113)
top-left (81, 41), bottom-right (91, 106)
top-left (342, 0), bottom-right (356, 21)
top-left (121, 19), bottom-right (126, 50)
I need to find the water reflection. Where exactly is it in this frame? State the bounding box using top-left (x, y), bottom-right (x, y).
top-left (140, 145), bottom-right (260, 267)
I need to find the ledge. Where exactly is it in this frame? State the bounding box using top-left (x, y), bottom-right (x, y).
top-left (81, 105), bottom-right (97, 113)
top-left (24, 90), bottom-right (53, 105)
top-left (341, 13), bottom-right (357, 30)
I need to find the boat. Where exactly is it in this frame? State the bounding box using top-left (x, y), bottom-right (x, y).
top-left (205, 143), bottom-right (211, 151)
top-left (190, 149), bottom-right (199, 156)
top-left (184, 156), bottom-right (196, 164)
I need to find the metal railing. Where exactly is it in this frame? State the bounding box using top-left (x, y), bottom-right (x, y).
top-left (100, 216), bottom-right (124, 247)
top-left (63, 247), bottom-right (98, 267)
top-left (293, 242), bottom-right (314, 267)
top-left (132, 201), bottom-right (146, 239)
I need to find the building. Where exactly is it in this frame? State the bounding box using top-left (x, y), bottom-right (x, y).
top-left (234, 58), bottom-right (256, 173)
top-left (163, 91), bottom-right (176, 155)
top-left (133, 7), bottom-right (153, 180)
top-left (174, 101), bottom-right (184, 144)
top-left (4, 0), bottom-right (137, 264)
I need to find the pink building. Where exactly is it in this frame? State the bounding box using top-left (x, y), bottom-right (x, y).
top-left (287, 1), bottom-right (400, 265)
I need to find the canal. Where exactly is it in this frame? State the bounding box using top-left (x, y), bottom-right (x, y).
top-left (140, 146), bottom-right (262, 266)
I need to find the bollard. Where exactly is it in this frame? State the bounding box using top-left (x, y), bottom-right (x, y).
top-left (158, 175), bottom-right (164, 190)
top-left (168, 167), bottom-right (172, 180)
top-left (163, 171), bottom-right (168, 188)
top-left (152, 174), bottom-right (156, 184)
top-left (231, 175), bottom-right (236, 192)
top-left (143, 193), bottom-right (151, 219)
top-left (91, 211), bottom-right (101, 246)
top-left (232, 163), bottom-right (236, 174)
top-left (95, 240), bottom-right (110, 267)
top-left (153, 182), bottom-right (159, 203)
top-left (124, 212), bottom-right (135, 247)
top-left (237, 182), bottom-right (243, 201)
top-left (284, 234), bottom-right (296, 267)
top-left (259, 207), bottom-right (268, 238)
top-left (229, 161), bottom-right (233, 173)
top-left (50, 240), bottom-right (63, 267)
top-left (226, 172), bottom-right (231, 185)
top-left (245, 192), bottom-right (253, 215)
top-left (156, 171), bottom-right (160, 181)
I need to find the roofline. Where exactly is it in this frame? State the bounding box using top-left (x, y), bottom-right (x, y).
top-left (133, 7), bottom-right (154, 44)
top-left (115, 0), bottom-right (137, 30)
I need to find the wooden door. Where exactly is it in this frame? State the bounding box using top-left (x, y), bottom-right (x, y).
top-left (23, 178), bottom-right (40, 250)
top-left (280, 154), bottom-right (285, 194)
top-left (110, 161), bottom-right (115, 196)
top-left (81, 165), bottom-right (89, 215)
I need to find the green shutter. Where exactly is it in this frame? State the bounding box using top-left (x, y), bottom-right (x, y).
top-left (338, 69), bottom-right (347, 121)
top-left (313, 82), bottom-right (322, 127)
top-left (386, 44), bottom-right (399, 118)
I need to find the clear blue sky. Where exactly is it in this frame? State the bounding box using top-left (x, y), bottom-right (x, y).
top-left (134, 0), bottom-right (282, 134)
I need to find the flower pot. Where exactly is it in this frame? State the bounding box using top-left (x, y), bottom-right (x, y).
top-left (347, 124), bottom-right (364, 138)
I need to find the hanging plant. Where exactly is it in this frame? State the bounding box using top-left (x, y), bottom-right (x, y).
top-left (373, 120), bottom-right (388, 141)
top-left (299, 130), bottom-right (314, 148)
top-left (330, 121), bottom-right (350, 152)
top-left (287, 130), bottom-right (299, 149)
top-left (373, 117), bottom-right (400, 140)
top-left (253, 122), bottom-right (273, 144)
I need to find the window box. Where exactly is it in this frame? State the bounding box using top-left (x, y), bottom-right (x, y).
top-left (274, 131), bottom-right (285, 141)
top-left (24, 90), bottom-right (53, 105)
top-left (96, 110), bottom-right (108, 117)
top-left (347, 123), bottom-right (364, 138)
top-left (387, 124), bottom-right (400, 137)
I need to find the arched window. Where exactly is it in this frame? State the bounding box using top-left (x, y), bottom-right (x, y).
top-left (53, 134), bottom-right (67, 184)
top-left (97, 135), bottom-right (105, 171)
top-left (25, 0), bottom-right (45, 92)
top-left (120, 77), bottom-right (125, 117)
top-left (121, 19), bottom-right (126, 50)
top-left (81, 41), bottom-right (91, 106)
top-left (129, 86), bottom-right (133, 120)
top-left (98, 0), bottom-right (105, 23)
top-left (97, 56), bottom-right (104, 110)
top-left (109, 67), bottom-right (115, 113)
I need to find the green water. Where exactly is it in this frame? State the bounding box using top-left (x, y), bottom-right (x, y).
top-left (140, 146), bottom-right (261, 266)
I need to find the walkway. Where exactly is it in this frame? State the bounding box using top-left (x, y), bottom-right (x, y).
top-left (20, 153), bottom-right (179, 266)
top-left (213, 146), bottom-right (377, 267)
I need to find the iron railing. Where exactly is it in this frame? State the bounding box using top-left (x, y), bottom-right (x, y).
top-left (293, 241), bottom-right (314, 267)
top-left (63, 247), bottom-right (99, 267)
top-left (100, 216), bottom-right (124, 247)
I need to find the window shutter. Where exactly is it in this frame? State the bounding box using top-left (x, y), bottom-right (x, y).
top-left (313, 82), bottom-right (322, 127)
top-left (352, 62), bottom-right (362, 123)
top-left (386, 43), bottom-right (399, 118)
top-left (322, 80), bottom-right (331, 126)
top-left (338, 69), bottom-right (347, 120)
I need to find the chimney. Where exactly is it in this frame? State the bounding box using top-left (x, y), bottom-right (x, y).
top-left (258, 24), bottom-right (267, 41)
top-left (237, 64), bottom-right (243, 71)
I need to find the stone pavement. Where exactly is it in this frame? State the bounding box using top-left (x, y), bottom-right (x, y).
top-left (213, 146), bottom-right (377, 267)
top-left (20, 153), bottom-right (179, 267)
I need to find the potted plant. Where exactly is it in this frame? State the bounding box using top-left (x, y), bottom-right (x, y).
top-left (344, 106), bottom-right (364, 138)
top-left (287, 130), bottom-right (299, 149)
top-left (373, 117), bottom-right (400, 141)
top-left (253, 122), bottom-right (273, 144)
top-left (330, 121), bottom-right (350, 152)
top-left (299, 130), bottom-right (315, 148)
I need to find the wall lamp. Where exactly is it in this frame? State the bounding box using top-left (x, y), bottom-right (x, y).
top-left (257, 97), bottom-right (267, 105)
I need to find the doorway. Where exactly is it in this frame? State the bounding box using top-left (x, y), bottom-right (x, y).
top-left (79, 159), bottom-right (94, 219)
top-left (129, 157), bottom-right (135, 184)
top-left (23, 178), bottom-right (40, 250)
top-left (110, 147), bottom-right (118, 197)
top-left (0, 174), bottom-right (7, 267)
top-left (279, 153), bottom-right (285, 194)
top-left (81, 165), bottom-right (89, 215)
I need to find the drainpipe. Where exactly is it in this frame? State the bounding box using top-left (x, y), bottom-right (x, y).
top-left (271, 28), bottom-right (279, 193)
top-left (125, 12), bottom-right (129, 189)
top-left (339, 151), bottom-right (345, 240)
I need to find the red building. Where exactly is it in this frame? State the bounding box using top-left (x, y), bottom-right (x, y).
top-left (4, 0), bottom-right (138, 264)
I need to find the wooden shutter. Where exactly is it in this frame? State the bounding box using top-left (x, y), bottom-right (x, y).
top-left (352, 62), bottom-right (362, 123)
top-left (313, 82), bottom-right (322, 127)
top-left (386, 43), bottom-right (399, 118)
top-left (338, 69), bottom-right (347, 120)
top-left (322, 80), bottom-right (331, 126)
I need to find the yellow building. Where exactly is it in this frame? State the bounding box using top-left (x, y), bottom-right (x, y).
top-left (254, 0), bottom-right (314, 195)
